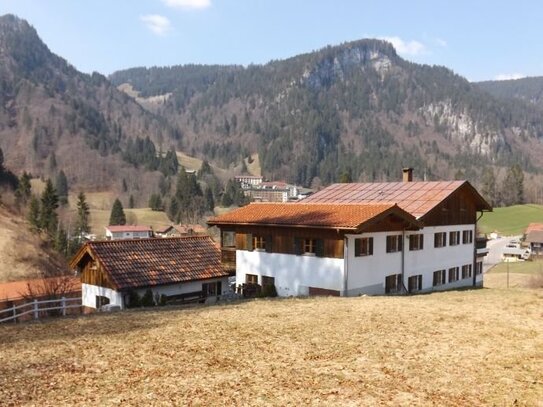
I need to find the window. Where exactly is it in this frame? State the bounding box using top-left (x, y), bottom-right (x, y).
top-left (203, 281), bottom-right (222, 296)
top-left (449, 231), bottom-right (460, 246)
top-left (386, 235), bottom-right (402, 253)
top-left (448, 267), bottom-right (459, 283)
top-left (476, 262), bottom-right (483, 275)
top-left (222, 231), bottom-right (236, 248)
top-left (433, 270), bottom-right (446, 286)
top-left (462, 230), bottom-right (473, 244)
top-left (253, 235), bottom-right (266, 250)
top-left (96, 295), bottom-right (110, 309)
top-left (462, 264), bottom-right (472, 279)
top-left (409, 234), bottom-right (424, 251)
top-left (262, 276), bottom-right (275, 287)
top-left (245, 274), bottom-right (258, 285)
top-left (355, 237), bottom-right (373, 256)
top-left (304, 238), bottom-right (317, 254)
top-left (408, 275), bottom-right (422, 293)
top-left (385, 274), bottom-right (402, 293)
top-left (434, 232), bottom-right (447, 248)
top-left (295, 238), bottom-right (323, 256)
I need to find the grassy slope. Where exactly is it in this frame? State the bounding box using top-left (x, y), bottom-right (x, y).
top-left (0, 288), bottom-right (541, 405)
top-left (478, 204), bottom-right (543, 235)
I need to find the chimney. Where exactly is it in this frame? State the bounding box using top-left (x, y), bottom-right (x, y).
top-left (402, 167), bottom-right (413, 182)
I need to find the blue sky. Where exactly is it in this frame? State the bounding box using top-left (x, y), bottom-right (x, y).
top-left (0, 0), bottom-right (541, 81)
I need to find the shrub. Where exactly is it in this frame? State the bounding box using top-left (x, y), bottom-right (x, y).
top-left (262, 284), bottom-right (278, 298)
top-left (141, 288), bottom-right (155, 307)
top-left (126, 290), bottom-right (141, 308)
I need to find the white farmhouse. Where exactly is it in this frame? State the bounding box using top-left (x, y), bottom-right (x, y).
top-left (208, 169), bottom-right (491, 296)
top-left (105, 225), bottom-right (153, 240)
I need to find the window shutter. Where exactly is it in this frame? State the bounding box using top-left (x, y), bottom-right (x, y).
top-left (369, 237), bottom-right (374, 255)
top-left (266, 235), bottom-right (273, 253)
top-left (316, 239), bottom-right (324, 257)
top-left (246, 233), bottom-right (253, 251)
top-left (354, 239), bottom-right (361, 257)
top-left (294, 238), bottom-right (302, 255)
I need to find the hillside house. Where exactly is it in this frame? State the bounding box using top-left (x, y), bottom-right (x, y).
top-left (155, 224), bottom-right (207, 238)
top-left (235, 175), bottom-right (263, 188)
top-left (105, 225), bottom-right (153, 240)
top-left (208, 169), bottom-right (491, 296)
top-left (525, 223), bottom-right (543, 256)
top-left (70, 236), bottom-right (230, 310)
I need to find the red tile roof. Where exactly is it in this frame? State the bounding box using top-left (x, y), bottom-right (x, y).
top-left (106, 225), bottom-right (152, 233)
top-left (208, 202), bottom-right (420, 231)
top-left (72, 236), bottom-right (227, 290)
top-left (0, 277), bottom-right (80, 302)
top-left (301, 181), bottom-right (491, 219)
top-left (525, 223), bottom-right (543, 243)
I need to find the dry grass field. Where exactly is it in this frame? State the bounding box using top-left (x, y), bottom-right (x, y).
top-left (0, 288), bottom-right (541, 406)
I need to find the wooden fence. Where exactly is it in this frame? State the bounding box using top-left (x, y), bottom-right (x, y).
top-left (0, 297), bottom-right (82, 324)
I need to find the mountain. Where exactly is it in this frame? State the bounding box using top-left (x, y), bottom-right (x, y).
top-left (476, 76), bottom-right (543, 109)
top-left (111, 40), bottom-right (543, 187)
top-left (0, 15), bottom-right (181, 204)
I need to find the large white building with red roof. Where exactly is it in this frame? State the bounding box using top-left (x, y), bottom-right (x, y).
top-left (208, 169), bottom-right (492, 297)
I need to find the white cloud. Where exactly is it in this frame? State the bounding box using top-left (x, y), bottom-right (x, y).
top-left (140, 14), bottom-right (171, 36)
top-left (435, 38), bottom-right (447, 47)
top-left (379, 36), bottom-right (426, 56)
top-left (162, 0), bottom-right (211, 9)
top-left (494, 73), bottom-right (526, 81)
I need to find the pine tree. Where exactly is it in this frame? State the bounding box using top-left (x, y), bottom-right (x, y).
top-left (55, 170), bottom-right (68, 206)
top-left (75, 192), bottom-right (90, 236)
top-left (205, 187), bottom-right (215, 212)
top-left (39, 179), bottom-right (59, 235)
top-left (28, 195), bottom-right (40, 231)
top-left (15, 171), bottom-right (32, 206)
top-left (502, 164), bottom-right (524, 206)
top-left (109, 198), bottom-right (126, 225)
top-left (54, 225), bottom-right (68, 256)
top-left (481, 167), bottom-right (497, 206)
top-left (129, 194), bottom-right (135, 209)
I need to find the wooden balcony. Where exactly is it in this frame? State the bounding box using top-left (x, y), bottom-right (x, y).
top-left (221, 248), bottom-right (236, 274)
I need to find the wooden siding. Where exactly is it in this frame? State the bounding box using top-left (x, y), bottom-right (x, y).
top-left (80, 256), bottom-right (116, 290)
top-left (229, 226), bottom-right (345, 259)
top-left (422, 187), bottom-right (477, 226)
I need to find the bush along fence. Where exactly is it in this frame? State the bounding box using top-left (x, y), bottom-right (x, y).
top-left (0, 297), bottom-right (81, 324)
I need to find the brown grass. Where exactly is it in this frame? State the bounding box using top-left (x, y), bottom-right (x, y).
top-left (0, 288), bottom-right (541, 406)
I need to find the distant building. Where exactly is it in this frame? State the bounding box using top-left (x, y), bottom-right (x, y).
top-left (156, 224), bottom-right (207, 238)
top-left (525, 223), bottom-right (543, 256)
top-left (234, 175), bottom-right (263, 189)
top-left (105, 225), bottom-right (153, 240)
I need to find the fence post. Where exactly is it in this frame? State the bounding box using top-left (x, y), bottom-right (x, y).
top-left (62, 297), bottom-right (66, 316)
top-left (34, 299), bottom-right (39, 320)
top-left (12, 303), bottom-right (16, 323)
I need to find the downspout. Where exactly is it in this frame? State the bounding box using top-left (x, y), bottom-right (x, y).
top-left (401, 229), bottom-right (407, 293)
top-left (343, 236), bottom-right (349, 297)
top-left (473, 211), bottom-right (485, 287)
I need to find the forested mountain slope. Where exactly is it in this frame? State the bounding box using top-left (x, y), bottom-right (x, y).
top-left (0, 15), bottom-right (181, 203)
top-left (111, 40), bottom-right (543, 187)
top-left (477, 76), bottom-right (543, 109)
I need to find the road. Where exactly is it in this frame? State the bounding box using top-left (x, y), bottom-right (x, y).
top-left (483, 235), bottom-right (522, 272)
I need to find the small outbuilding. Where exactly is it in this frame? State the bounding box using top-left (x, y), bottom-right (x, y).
top-left (525, 223), bottom-right (543, 256)
top-left (70, 236), bottom-right (230, 310)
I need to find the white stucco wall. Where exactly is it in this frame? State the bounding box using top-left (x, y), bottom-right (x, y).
top-left (345, 225), bottom-right (477, 295)
top-left (82, 278), bottom-right (229, 309)
top-left (236, 251), bottom-right (344, 296)
top-left (234, 224), bottom-right (480, 297)
top-left (82, 283), bottom-right (123, 309)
